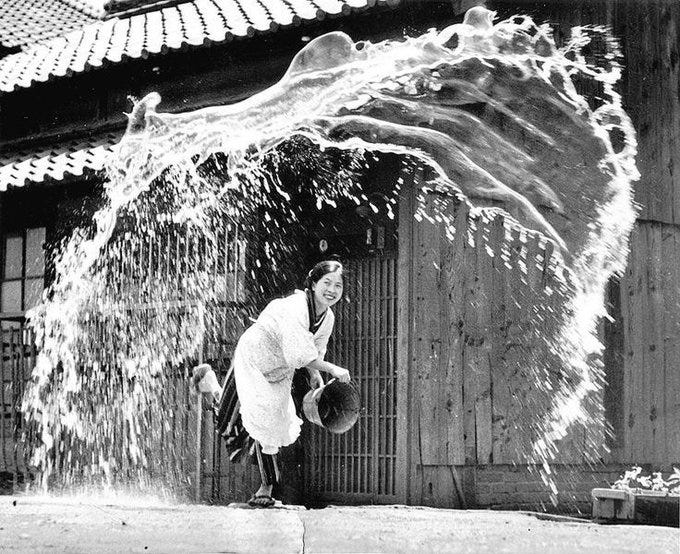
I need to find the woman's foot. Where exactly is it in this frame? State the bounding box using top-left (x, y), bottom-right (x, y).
top-left (192, 364), bottom-right (221, 402)
top-left (247, 484), bottom-right (275, 508)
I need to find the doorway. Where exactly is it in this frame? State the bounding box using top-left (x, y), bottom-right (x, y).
top-left (303, 253), bottom-right (399, 503)
top-left (300, 154), bottom-right (402, 504)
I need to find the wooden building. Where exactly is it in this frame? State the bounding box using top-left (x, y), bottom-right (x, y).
top-left (0, 0), bottom-right (677, 512)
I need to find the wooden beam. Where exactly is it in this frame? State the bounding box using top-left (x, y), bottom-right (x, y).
top-left (396, 164), bottom-right (416, 503)
top-left (441, 199), bottom-right (467, 466)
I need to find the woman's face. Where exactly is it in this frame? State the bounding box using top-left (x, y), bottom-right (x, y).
top-left (312, 270), bottom-right (344, 310)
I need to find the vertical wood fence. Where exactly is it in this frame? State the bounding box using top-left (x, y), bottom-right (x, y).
top-left (614, 0), bottom-right (680, 467)
top-left (403, 187), bottom-right (608, 506)
top-left (622, 222), bottom-right (680, 465)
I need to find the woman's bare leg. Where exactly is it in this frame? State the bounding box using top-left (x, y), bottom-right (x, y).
top-left (251, 442), bottom-right (280, 506)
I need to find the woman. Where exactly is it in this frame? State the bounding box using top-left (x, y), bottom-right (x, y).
top-left (194, 260), bottom-right (350, 507)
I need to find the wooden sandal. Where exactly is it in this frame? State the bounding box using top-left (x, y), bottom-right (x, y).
top-left (247, 494), bottom-right (275, 508)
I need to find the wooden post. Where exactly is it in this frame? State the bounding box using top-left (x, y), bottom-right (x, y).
top-left (396, 165), bottom-right (417, 504)
top-left (195, 351), bottom-right (203, 502)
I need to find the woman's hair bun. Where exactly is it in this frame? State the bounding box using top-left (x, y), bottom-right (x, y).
top-left (305, 260), bottom-right (344, 289)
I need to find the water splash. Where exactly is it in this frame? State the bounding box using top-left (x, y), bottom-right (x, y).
top-left (22, 7), bottom-right (638, 502)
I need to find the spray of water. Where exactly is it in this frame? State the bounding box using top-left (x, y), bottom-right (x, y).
top-left (22, 7), bottom-right (638, 502)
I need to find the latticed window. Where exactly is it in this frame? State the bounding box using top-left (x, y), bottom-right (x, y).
top-left (0, 227), bottom-right (43, 476)
top-left (1, 227), bottom-right (45, 328)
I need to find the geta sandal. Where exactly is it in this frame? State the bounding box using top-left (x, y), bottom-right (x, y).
top-left (247, 494), bottom-right (275, 508)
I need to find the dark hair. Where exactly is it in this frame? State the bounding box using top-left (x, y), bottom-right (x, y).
top-left (304, 260), bottom-right (344, 289)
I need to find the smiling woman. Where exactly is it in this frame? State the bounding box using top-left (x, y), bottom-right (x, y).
top-left (309, 261), bottom-right (344, 316)
top-left (193, 260), bottom-right (351, 507)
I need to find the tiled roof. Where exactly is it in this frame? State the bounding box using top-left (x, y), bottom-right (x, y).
top-left (0, 0), bottom-right (397, 92)
top-left (0, 131), bottom-right (121, 190)
top-left (0, 0), bottom-right (102, 51)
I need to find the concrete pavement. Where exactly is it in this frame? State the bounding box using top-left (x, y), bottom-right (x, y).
top-left (0, 495), bottom-right (677, 553)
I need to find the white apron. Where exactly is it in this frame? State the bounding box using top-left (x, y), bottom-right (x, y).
top-left (233, 290), bottom-right (334, 454)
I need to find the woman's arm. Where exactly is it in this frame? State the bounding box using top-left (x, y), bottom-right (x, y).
top-left (306, 367), bottom-right (325, 389)
top-left (306, 357), bottom-right (350, 383)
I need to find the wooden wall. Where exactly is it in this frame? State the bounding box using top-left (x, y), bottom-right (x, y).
top-left (489, 0), bottom-right (680, 468)
top-left (622, 223), bottom-right (680, 465)
top-left (398, 178), bottom-right (605, 507)
top-left (615, 0), bottom-right (680, 224)
top-left (613, 0), bottom-right (680, 466)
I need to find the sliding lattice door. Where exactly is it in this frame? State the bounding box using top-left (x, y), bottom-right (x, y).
top-left (304, 254), bottom-right (399, 503)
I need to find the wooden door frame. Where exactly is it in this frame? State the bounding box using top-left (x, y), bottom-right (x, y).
top-left (395, 172), bottom-right (418, 505)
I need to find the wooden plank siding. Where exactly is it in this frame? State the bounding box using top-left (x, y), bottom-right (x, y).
top-left (614, 0), bottom-right (680, 226)
top-left (415, 194), bottom-right (464, 468)
top-left (621, 222), bottom-right (680, 465)
top-left (614, 0), bottom-right (680, 467)
top-left (489, 0), bottom-right (680, 470)
top-left (402, 185), bottom-right (594, 506)
top-left (396, 169), bottom-right (416, 504)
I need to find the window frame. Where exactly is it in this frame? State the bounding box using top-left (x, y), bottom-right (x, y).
top-left (0, 226), bottom-right (46, 319)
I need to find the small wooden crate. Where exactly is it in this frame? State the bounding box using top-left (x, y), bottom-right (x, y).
top-left (592, 488), bottom-right (635, 521)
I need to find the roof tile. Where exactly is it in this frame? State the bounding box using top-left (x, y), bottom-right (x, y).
top-left (127, 13), bottom-right (147, 57)
top-left (144, 10), bottom-right (166, 53)
top-left (197, 0), bottom-right (228, 42)
top-left (0, 0), bottom-right (102, 50)
top-left (0, 0), bottom-right (393, 92)
top-left (217, 0), bottom-right (252, 37)
top-left (0, 131), bottom-right (122, 190)
top-left (163, 7), bottom-right (184, 50)
top-left (313, 0), bottom-right (347, 17)
top-left (260, 0), bottom-right (300, 27)
top-left (240, 0), bottom-right (274, 32)
top-left (286, 0), bottom-right (322, 22)
top-left (72, 24), bottom-right (99, 71)
top-left (180, 2), bottom-right (208, 46)
top-left (88, 20), bottom-right (113, 65)
top-left (107, 17), bottom-right (131, 63)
